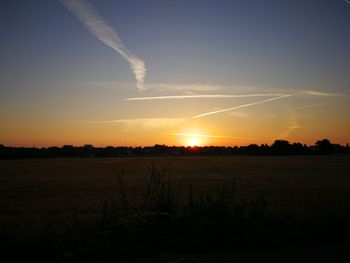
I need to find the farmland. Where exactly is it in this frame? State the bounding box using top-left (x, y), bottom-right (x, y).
top-left (0, 155), bottom-right (350, 262)
top-left (1, 155), bottom-right (350, 238)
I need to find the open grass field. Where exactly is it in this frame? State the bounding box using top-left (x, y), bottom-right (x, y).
top-left (1, 155), bottom-right (350, 241)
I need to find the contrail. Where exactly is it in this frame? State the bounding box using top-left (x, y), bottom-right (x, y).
top-left (60, 0), bottom-right (146, 91)
top-left (194, 95), bottom-right (292, 118)
top-left (302, 90), bottom-right (344, 97)
top-left (126, 93), bottom-right (286, 101)
top-left (298, 103), bottom-right (324, 110)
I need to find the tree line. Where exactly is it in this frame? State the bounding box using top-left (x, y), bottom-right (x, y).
top-left (0, 139), bottom-right (349, 159)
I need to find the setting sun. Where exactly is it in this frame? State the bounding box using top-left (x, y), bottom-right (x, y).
top-left (176, 128), bottom-right (210, 147)
top-left (187, 137), bottom-right (201, 147)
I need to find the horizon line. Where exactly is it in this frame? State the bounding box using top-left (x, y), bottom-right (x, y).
top-left (1, 138), bottom-right (346, 148)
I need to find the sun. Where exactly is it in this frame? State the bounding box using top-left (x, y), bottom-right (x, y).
top-left (187, 137), bottom-right (201, 147)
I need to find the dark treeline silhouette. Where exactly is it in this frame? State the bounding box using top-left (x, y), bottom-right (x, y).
top-left (1, 139), bottom-right (349, 159)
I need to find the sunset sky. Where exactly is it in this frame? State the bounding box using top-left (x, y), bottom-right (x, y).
top-left (1, 0), bottom-right (350, 147)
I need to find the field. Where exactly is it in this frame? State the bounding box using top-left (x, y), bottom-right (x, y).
top-left (1, 155), bottom-right (350, 261)
top-left (1, 156), bottom-right (350, 235)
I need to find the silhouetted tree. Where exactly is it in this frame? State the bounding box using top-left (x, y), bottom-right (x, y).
top-left (246, 144), bottom-right (260, 155)
top-left (315, 139), bottom-right (333, 154)
top-left (271, 140), bottom-right (292, 155)
top-left (291, 142), bottom-right (307, 155)
top-left (1, 138), bottom-right (349, 159)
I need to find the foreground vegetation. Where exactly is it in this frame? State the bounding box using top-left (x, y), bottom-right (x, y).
top-left (2, 163), bottom-right (350, 262)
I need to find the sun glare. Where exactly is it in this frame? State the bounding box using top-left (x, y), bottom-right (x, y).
top-left (176, 129), bottom-right (209, 146)
top-left (187, 137), bottom-right (201, 147)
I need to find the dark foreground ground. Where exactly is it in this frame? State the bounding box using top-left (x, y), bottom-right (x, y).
top-left (96, 244), bottom-right (350, 262)
top-left (1, 155), bottom-right (350, 262)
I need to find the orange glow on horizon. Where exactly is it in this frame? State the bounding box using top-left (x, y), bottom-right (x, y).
top-left (186, 137), bottom-right (201, 147)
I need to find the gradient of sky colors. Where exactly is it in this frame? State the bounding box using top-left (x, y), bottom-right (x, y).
top-left (1, 0), bottom-right (350, 147)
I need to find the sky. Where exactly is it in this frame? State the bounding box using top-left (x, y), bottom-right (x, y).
top-left (1, 0), bottom-right (350, 147)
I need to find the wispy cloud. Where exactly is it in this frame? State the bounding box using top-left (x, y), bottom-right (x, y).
top-left (61, 0), bottom-right (146, 91)
top-left (279, 114), bottom-right (302, 139)
top-left (229, 112), bottom-right (251, 118)
top-left (77, 82), bottom-right (222, 92)
top-left (193, 95), bottom-right (292, 118)
top-left (297, 103), bottom-right (325, 110)
top-left (76, 81), bottom-right (267, 95)
top-left (143, 83), bottom-right (222, 92)
top-left (302, 90), bottom-right (344, 97)
top-left (74, 118), bottom-right (185, 129)
top-left (125, 93), bottom-right (286, 101)
top-left (279, 121), bottom-right (302, 139)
